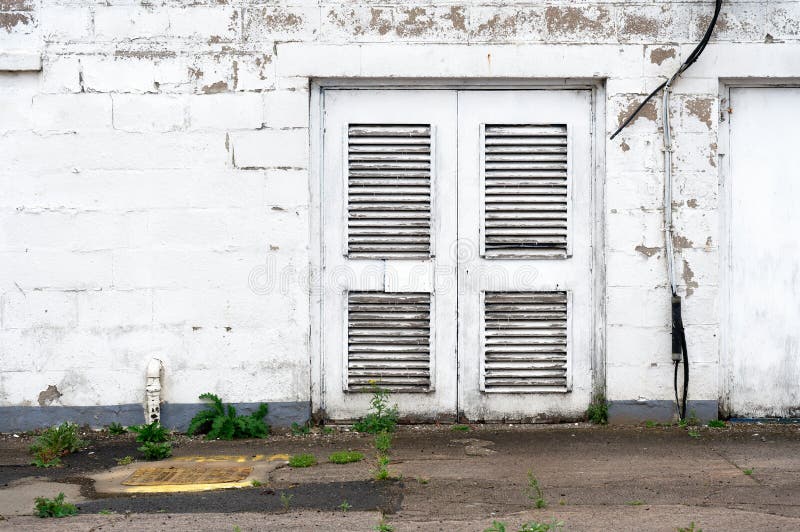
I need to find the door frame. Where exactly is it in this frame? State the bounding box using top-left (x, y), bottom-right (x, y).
top-left (718, 79), bottom-right (800, 417)
top-left (309, 79), bottom-right (607, 421)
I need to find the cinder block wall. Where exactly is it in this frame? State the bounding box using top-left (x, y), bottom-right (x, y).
top-left (1, 1), bottom-right (798, 428)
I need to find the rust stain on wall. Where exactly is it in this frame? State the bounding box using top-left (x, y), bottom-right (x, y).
top-left (649, 47), bottom-right (676, 65)
top-left (635, 245), bottom-right (660, 257)
top-left (37, 385), bottom-right (62, 407)
top-left (545, 6), bottom-right (609, 34)
top-left (686, 97), bottom-right (713, 129)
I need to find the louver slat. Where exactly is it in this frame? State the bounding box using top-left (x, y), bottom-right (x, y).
top-left (348, 292), bottom-right (431, 392)
top-left (348, 124), bottom-right (432, 259)
top-left (483, 291), bottom-right (568, 392)
top-left (483, 124), bottom-right (568, 258)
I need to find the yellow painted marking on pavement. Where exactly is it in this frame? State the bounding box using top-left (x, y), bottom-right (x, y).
top-left (123, 480), bottom-right (253, 493)
top-left (269, 454), bottom-right (290, 461)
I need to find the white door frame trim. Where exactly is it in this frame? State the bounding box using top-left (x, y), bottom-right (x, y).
top-left (309, 79), bottom-right (606, 420)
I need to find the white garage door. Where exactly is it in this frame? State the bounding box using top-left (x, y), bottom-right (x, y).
top-left (727, 87), bottom-right (800, 418)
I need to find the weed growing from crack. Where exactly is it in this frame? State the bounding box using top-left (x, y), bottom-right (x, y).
top-left (743, 468), bottom-right (753, 476)
top-left (187, 393), bottom-right (269, 440)
top-left (34, 492), bottom-right (78, 518)
top-left (708, 420), bottom-right (726, 428)
top-left (98, 509), bottom-right (115, 515)
top-left (290, 422), bottom-right (310, 436)
top-left (279, 491), bottom-right (293, 512)
top-left (329, 451), bottom-right (364, 464)
top-left (108, 422), bottom-right (127, 435)
top-left (626, 500), bottom-right (645, 506)
top-left (30, 422), bottom-right (88, 468)
top-left (353, 385), bottom-right (398, 434)
top-left (519, 519), bottom-right (565, 532)
top-left (372, 431), bottom-right (393, 481)
top-left (677, 522), bottom-right (702, 532)
top-left (129, 421), bottom-right (169, 443)
top-left (525, 470), bottom-right (547, 509)
top-left (338, 500), bottom-right (352, 512)
top-left (585, 395), bottom-right (608, 425)
top-left (115, 455), bottom-right (134, 466)
top-left (687, 430), bottom-right (701, 439)
top-left (288, 453), bottom-right (317, 468)
top-left (251, 479), bottom-right (263, 487)
top-left (451, 424), bottom-right (470, 432)
top-left (138, 441), bottom-right (172, 461)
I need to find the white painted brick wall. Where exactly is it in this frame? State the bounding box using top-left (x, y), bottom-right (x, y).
top-left (1, 0), bottom-right (799, 423)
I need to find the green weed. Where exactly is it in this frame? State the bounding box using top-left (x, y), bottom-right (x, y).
top-left (322, 426), bottom-right (335, 435)
top-left (677, 522), bottom-right (702, 532)
top-left (138, 441), bottom-right (172, 461)
top-left (108, 422), bottom-right (127, 435)
top-left (34, 492), bottom-right (78, 518)
top-left (484, 522), bottom-right (507, 532)
top-left (279, 491), bottom-right (293, 512)
top-left (373, 454), bottom-right (391, 481)
top-left (708, 420), bottom-right (726, 428)
top-left (115, 455), bottom-right (134, 466)
top-left (525, 470), bottom-right (547, 509)
top-left (290, 422), bottom-right (310, 436)
top-left (688, 430), bottom-right (701, 439)
top-left (129, 421), bottom-right (169, 443)
top-left (451, 424), bottom-right (470, 432)
top-left (251, 479), bottom-right (263, 487)
top-left (743, 468), bottom-right (753, 476)
top-left (520, 519), bottom-right (565, 532)
top-left (187, 393), bottom-right (269, 440)
top-left (686, 410), bottom-right (700, 426)
top-left (586, 395), bottom-right (608, 425)
top-left (288, 453), bottom-right (317, 468)
top-left (30, 422), bottom-right (88, 468)
top-left (328, 451), bottom-right (364, 464)
top-left (374, 519), bottom-right (394, 532)
top-left (98, 509), bottom-right (114, 515)
top-left (627, 500), bottom-right (645, 506)
top-left (339, 500), bottom-right (352, 512)
top-left (353, 385), bottom-right (398, 434)
top-left (375, 432), bottom-right (392, 454)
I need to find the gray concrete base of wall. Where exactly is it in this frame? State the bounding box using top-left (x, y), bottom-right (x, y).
top-left (0, 401), bottom-right (310, 432)
top-left (608, 400), bottom-right (718, 424)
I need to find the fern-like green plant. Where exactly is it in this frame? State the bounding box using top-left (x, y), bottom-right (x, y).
top-left (187, 393), bottom-right (269, 440)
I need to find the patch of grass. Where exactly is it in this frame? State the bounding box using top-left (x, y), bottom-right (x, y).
top-left (677, 522), bottom-right (702, 532)
top-left (520, 519), bottom-right (565, 532)
top-left (108, 422), bottom-right (127, 435)
top-left (138, 441), bottom-right (172, 461)
top-left (338, 500), bottom-right (352, 512)
top-left (374, 519), bottom-right (394, 532)
top-left (743, 468), bottom-right (753, 476)
top-left (279, 491), bottom-right (293, 512)
top-left (524, 470), bottom-right (547, 509)
top-left (115, 455), bottom-right (134, 466)
top-left (187, 393), bottom-right (269, 440)
top-left (328, 451), bottom-right (364, 464)
top-left (129, 421), bottom-right (169, 443)
top-left (30, 422), bottom-right (88, 468)
top-left (484, 522), bottom-right (507, 532)
top-left (322, 426), bottom-right (335, 435)
top-left (353, 385), bottom-right (398, 434)
top-left (644, 420), bottom-right (659, 428)
top-left (34, 492), bottom-right (78, 518)
top-left (375, 432), bottom-right (392, 454)
top-left (251, 479), bottom-right (263, 487)
top-left (586, 395), bottom-right (608, 425)
top-left (288, 453), bottom-right (317, 468)
top-left (290, 422), bottom-right (310, 436)
top-left (678, 419), bottom-right (688, 428)
top-left (687, 430), bottom-right (701, 439)
top-left (451, 424), bottom-right (470, 432)
top-left (627, 500), bottom-right (645, 506)
top-left (708, 420), bottom-right (726, 428)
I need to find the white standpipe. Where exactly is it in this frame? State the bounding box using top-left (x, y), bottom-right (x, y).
top-left (145, 358), bottom-right (163, 424)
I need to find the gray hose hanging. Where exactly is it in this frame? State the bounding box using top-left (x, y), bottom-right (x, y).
top-left (611, 1), bottom-right (723, 420)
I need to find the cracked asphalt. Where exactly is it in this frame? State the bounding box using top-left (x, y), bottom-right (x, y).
top-left (1, 423), bottom-right (799, 531)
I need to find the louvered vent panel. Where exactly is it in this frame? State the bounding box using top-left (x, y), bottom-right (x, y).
top-left (484, 125), bottom-right (568, 258)
top-left (347, 292), bottom-right (431, 392)
top-left (348, 124), bottom-right (432, 259)
top-left (483, 291), bottom-right (568, 392)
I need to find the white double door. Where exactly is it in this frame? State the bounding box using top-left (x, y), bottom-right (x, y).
top-left (321, 89), bottom-right (595, 422)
